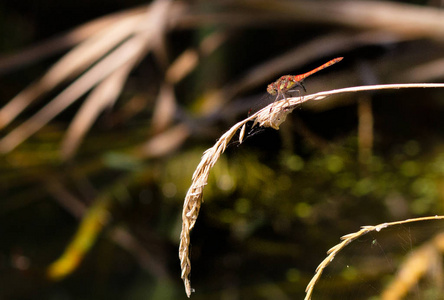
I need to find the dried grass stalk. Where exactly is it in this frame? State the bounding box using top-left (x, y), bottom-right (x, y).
top-left (178, 83), bottom-right (444, 297)
top-left (381, 230), bottom-right (444, 299)
top-left (305, 215), bottom-right (444, 300)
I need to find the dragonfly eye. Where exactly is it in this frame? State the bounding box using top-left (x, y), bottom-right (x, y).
top-left (267, 84), bottom-right (277, 95)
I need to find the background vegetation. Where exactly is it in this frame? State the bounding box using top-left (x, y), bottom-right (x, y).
top-left (1, 0), bottom-right (444, 299)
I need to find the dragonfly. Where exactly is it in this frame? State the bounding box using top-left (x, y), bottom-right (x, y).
top-left (266, 57), bottom-right (343, 103)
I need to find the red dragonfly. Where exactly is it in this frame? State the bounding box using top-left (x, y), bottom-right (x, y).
top-left (267, 57), bottom-right (343, 102)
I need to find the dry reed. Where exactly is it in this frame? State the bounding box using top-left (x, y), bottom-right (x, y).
top-left (305, 215), bottom-right (444, 300)
top-left (380, 227), bottom-right (444, 299)
top-left (179, 83), bottom-right (444, 297)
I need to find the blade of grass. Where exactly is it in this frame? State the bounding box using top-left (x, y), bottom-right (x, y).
top-left (0, 6), bottom-right (148, 75)
top-left (0, 0), bottom-right (173, 154)
top-left (60, 54), bottom-right (141, 159)
top-left (0, 11), bottom-right (147, 130)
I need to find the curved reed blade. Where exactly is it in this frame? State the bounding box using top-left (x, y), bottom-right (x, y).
top-left (60, 58), bottom-right (138, 159)
top-left (0, 11), bottom-right (147, 130)
top-left (0, 0), bottom-right (173, 154)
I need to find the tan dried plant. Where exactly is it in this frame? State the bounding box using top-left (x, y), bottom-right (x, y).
top-left (380, 226), bottom-right (444, 299)
top-left (305, 215), bottom-right (444, 300)
top-left (178, 82), bottom-right (444, 297)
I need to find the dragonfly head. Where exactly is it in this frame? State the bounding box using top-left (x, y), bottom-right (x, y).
top-left (267, 83), bottom-right (277, 95)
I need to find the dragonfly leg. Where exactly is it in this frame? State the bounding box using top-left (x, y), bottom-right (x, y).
top-left (269, 93), bottom-right (282, 113)
top-left (283, 94), bottom-right (292, 111)
top-left (287, 83), bottom-right (306, 106)
top-left (300, 81), bottom-right (306, 92)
